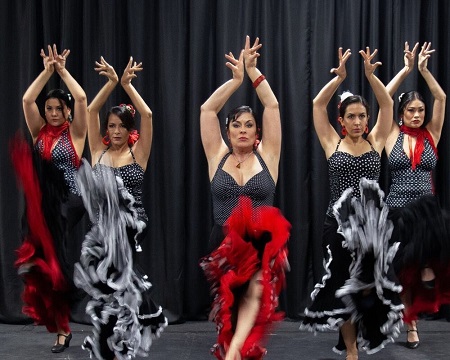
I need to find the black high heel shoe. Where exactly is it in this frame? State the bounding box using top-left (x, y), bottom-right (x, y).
top-left (406, 329), bottom-right (419, 349)
top-left (51, 333), bottom-right (72, 353)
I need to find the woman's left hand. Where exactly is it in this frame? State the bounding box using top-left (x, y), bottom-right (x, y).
top-left (53, 44), bottom-right (70, 72)
top-left (121, 56), bottom-right (143, 86)
top-left (244, 35), bottom-right (262, 70)
top-left (418, 42), bottom-right (435, 72)
top-left (359, 47), bottom-right (382, 76)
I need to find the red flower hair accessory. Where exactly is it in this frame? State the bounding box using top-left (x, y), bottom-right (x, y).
top-left (119, 103), bottom-right (136, 117)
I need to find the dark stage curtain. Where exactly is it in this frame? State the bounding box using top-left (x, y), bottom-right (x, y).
top-left (1, 0), bottom-right (450, 324)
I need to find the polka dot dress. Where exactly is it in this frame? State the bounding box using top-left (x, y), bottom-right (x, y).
top-left (386, 131), bottom-right (437, 208)
top-left (97, 148), bottom-right (148, 221)
top-left (35, 129), bottom-right (80, 195)
top-left (326, 139), bottom-right (380, 217)
top-left (211, 151), bottom-right (275, 225)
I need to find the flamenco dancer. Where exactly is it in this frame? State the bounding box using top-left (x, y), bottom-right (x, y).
top-left (74, 56), bottom-right (167, 360)
top-left (11, 44), bottom-right (87, 353)
top-left (300, 47), bottom-right (403, 359)
top-left (384, 41), bottom-right (450, 349)
top-left (199, 36), bottom-right (290, 359)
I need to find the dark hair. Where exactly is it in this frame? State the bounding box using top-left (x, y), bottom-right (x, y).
top-left (398, 91), bottom-right (426, 124)
top-left (104, 105), bottom-right (135, 131)
top-left (338, 95), bottom-right (370, 118)
top-left (225, 105), bottom-right (259, 129)
top-left (44, 89), bottom-right (73, 122)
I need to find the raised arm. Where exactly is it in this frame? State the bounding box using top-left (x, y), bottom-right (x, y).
top-left (200, 49), bottom-right (244, 177)
top-left (360, 47), bottom-right (393, 154)
top-left (313, 47), bottom-right (351, 158)
top-left (88, 57), bottom-right (119, 161)
top-left (386, 42), bottom-right (419, 97)
top-left (22, 45), bottom-right (56, 142)
top-left (243, 36), bottom-right (281, 170)
top-left (52, 45), bottom-right (88, 153)
top-left (120, 57), bottom-right (153, 170)
top-left (420, 42), bottom-right (446, 144)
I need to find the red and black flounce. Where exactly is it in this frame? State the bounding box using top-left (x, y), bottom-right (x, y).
top-left (10, 134), bottom-right (69, 333)
top-left (200, 197), bottom-right (291, 359)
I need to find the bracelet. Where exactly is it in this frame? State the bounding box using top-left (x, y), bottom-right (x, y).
top-left (252, 74), bottom-right (266, 89)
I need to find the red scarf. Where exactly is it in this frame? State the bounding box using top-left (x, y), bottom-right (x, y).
top-left (36, 122), bottom-right (70, 161)
top-left (400, 125), bottom-right (438, 170)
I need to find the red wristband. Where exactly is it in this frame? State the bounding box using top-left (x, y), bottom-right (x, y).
top-left (252, 74), bottom-right (266, 89)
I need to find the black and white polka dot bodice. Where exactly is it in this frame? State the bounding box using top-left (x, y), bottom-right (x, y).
top-left (326, 139), bottom-right (380, 217)
top-left (97, 148), bottom-right (148, 221)
top-left (386, 131), bottom-right (437, 208)
top-left (35, 128), bottom-right (80, 195)
top-left (211, 151), bottom-right (275, 225)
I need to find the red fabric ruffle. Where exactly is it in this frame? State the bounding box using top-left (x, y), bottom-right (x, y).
top-left (400, 262), bottom-right (450, 323)
top-left (200, 197), bottom-right (291, 360)
top-left (10, 134), bottom-right (70, 333)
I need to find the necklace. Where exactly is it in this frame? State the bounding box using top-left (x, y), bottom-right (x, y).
top-left (232, 151), bottom-right (253, 168)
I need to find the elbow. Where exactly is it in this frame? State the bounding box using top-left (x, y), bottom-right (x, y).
top-left (266, 100), bottom-right (279, 110)
top-left (22, 95), bottom-right (34, 106)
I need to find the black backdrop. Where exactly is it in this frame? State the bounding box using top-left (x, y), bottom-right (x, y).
top-left (1, 0), bottom-right (450, 324)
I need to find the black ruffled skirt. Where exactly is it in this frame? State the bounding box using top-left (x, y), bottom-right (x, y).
top-left (301, 178), bottom-right (403, 354)
top-left (389, 195), bottom-right (450, 323)
top-left (74, 160), bottom-right (167, 360)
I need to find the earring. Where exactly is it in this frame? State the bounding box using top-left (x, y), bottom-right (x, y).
top-left (399, 118), bottom-right (403, 126)
top-left (68, 114), bottom-right (73, 122)
top-left (341, 127), bottom-right (347, 136)
top-left (365, 126), bottom-right (369, 134)
top-left (102, 133), bottom-right (111, 146)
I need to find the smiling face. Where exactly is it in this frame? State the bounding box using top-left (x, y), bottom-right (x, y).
top-left (339, 102), bottom-right (369, 138)
top-left (44, 98), bottom-right (70, 126)
top-left (401, 99), bottom-right (425, 129)
top-left (227, 112), bottom-right (258, 151)
top-left (106, 114), bottom-right (130, 147)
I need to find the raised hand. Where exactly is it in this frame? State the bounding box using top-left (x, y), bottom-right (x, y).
top-left (225, 49), bottom-right (244, 83)
top-left (418, 42), bottom-right (435, 72)
top-left (52, 44), bottom-right (70, 73)
top-left (403, 41), bottom-right (419, 72)
top-left (40, 45), bottom-right (56, 73)
top-left (330, 47), bottom-right (351, 79)
top-left (121, 56), bottom-right (143, 86)
top-left (94, 56), bottom-right (118, 83)
top-left (243, 35), bottom-right (262, 70)
top-left (359, 47), bottom-right (381, 76)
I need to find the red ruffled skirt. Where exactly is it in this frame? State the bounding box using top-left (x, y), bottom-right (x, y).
top-left (10, 136), bottom-right (70, 333)
top-left (200, 197), bottom-right (291, 359)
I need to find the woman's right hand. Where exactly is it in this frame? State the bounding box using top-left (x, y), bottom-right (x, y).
top-left (225, 49), bottom-right (244, 83)
top-left (330, 47), bottom-right (351, 79)
top-left (403, 41), bottom-right (419, 73)
top-left (94, 56), bottom-right (119, 83)
top-left (40, 45), bottom-right (56, 73)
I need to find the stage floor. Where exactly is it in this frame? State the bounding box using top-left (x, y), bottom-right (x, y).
top-left (1, 318), bottom-right (449, 359)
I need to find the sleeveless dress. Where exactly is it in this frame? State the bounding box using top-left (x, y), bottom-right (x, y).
top-left (10, 127), bottom-right (83, 333)
top-left (300, 140), bottom-right (403, 354)
top-left (387, 131), bottom-right (450, 323)
top-left (74, 148), bottom-right (167, 360)
top-left (200, 151), bottom-right (291, 360)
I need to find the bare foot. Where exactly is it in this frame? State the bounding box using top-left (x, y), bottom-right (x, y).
top-left (421, 267), bottom-right (435, 282)
top-left (225, 344), bottom-right (242, 360)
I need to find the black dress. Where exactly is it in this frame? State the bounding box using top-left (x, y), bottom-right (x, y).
top-left (74, 149), bottom-right (167, 360)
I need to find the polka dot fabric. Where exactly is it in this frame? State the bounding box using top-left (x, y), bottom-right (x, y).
top-left (211, 151), bottom-right (275, 225)
top-left (35, 129), bottom-right (80, 195)
top-left (386, 131), bottom-right (437, 208)
top-left (97, 148), bottom-right (148, 221)
top-left (326, 139), bottom-right (381, 217)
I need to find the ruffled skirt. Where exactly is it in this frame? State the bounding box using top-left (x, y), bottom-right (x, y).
top-left (74, 160), bottom-right (167, 360)
top-left (301, 178), bottom-right (403, 354)
top-left (200, 197), bottom-right (291, 360)
top-left (389, 195), bottom-right (450, 323)
top-left (10, 135), bottom-right (83, 333)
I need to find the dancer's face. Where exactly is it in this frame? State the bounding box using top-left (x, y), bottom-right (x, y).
top-left (401, 99), bottom-right (425, 128)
